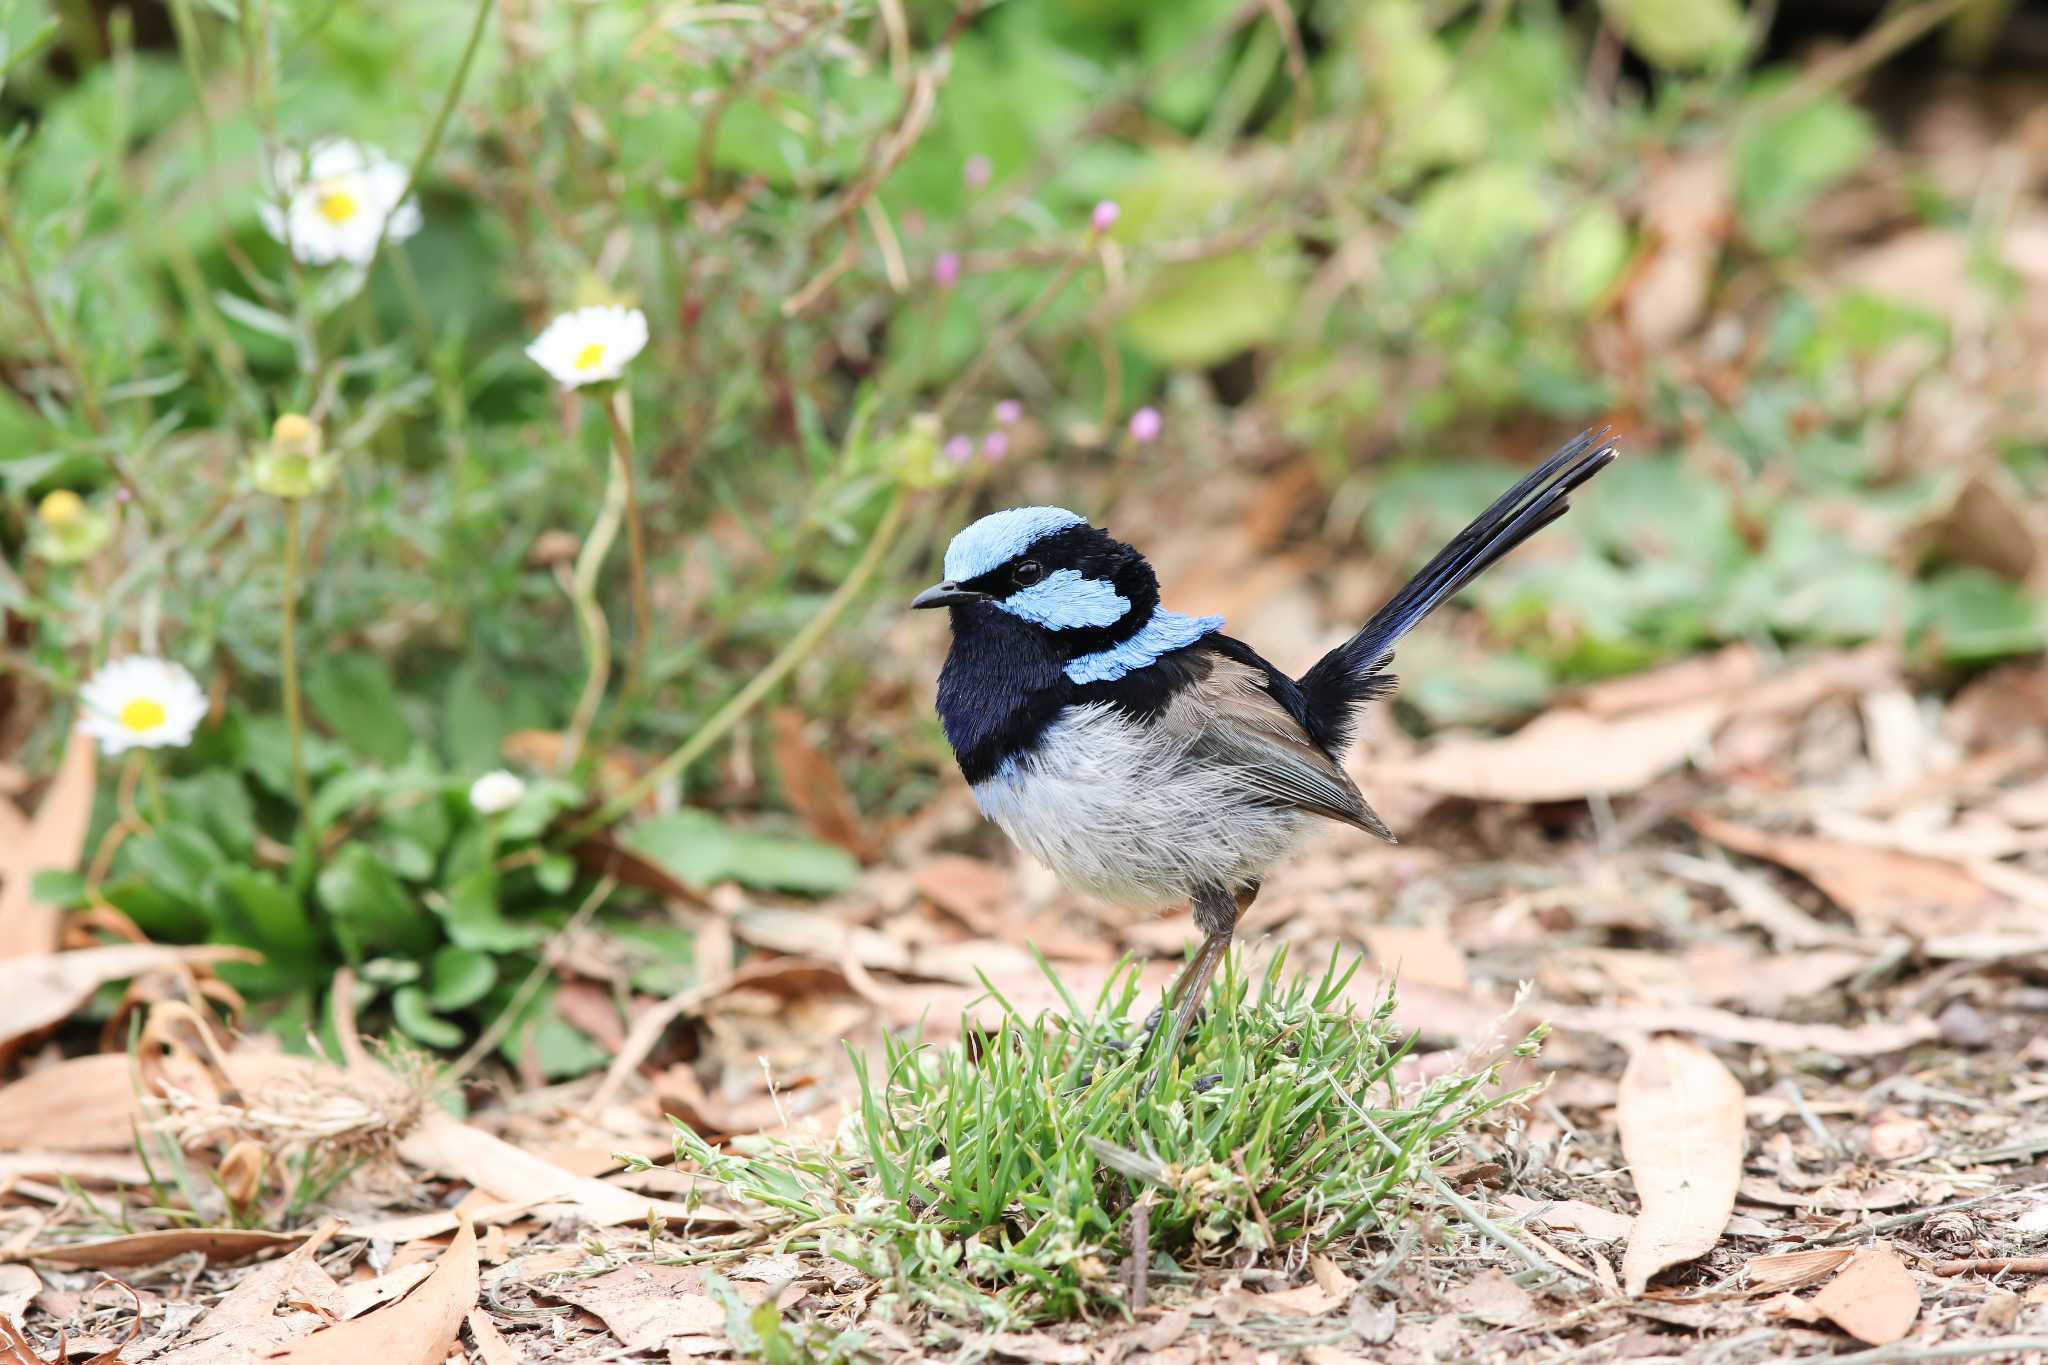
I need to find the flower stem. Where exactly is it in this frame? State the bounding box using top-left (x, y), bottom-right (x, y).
top-left (280, 499), bottom-right (310, 814)
top-left (558, 427), bottom-right (631, 772)
top-left (565, 485), bottom-right (909, 840)
top-left (604, 388), bottom-right (653, 712)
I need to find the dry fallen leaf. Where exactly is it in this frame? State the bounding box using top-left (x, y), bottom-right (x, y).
top-left (1556, 1004), bottom-right (1939, 1057)
top-left (0, 943), bottom-right (257, 1050)
top-left (769, 707), bottom-right (872, 859)
top-left (1448, 1269), bottom-right (1538, 1328)
top-left (7, 1228), bottom-right (307, 1270)
top-left (1359, 926), bottom-right (1468, 993)
top-left (1622, 150), bottom-right (1730, 348)
top-left (545, 1264), bottom-right (735, 1352)
top-left (0, 1049), bottom-right (332, 1153)
top-left (397, 1111), bottom-right (728, 1230)
top-left (1368, 700), bottom-right (1723, 803)
top-left (1498, 1194), bottom-right (1634, 1242)
top-left (1688, 814), bottom-right (1997, 937)
top-left (1617, 1035), bottom-right (1746, 1296)
top-left (1744, 1247), bottom-right (1857, 1293)
top-left (267, 1220), bottom-right (478, 1365)
top-left (464, 1310), bottom-right (523, 1365)
top-left (1808, 1242), bottom-right (1920, 1346)
top-left (0, 734), bottom-right (95, 960)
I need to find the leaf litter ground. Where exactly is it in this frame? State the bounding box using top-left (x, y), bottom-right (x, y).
top-left (12, 94), bottom-right (2048, 1365)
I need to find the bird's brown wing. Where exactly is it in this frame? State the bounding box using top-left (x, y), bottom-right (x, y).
top-left (1161, 655), bottom-right (1396, 842)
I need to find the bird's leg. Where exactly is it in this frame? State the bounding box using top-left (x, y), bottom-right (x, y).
top-left (1136, 882), bottom-right (1251, 1097)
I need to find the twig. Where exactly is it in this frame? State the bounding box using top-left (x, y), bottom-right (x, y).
top-left (1743, 0), bottom-right (1973, 126)
top-left (1797, 1193), bottom-right (2006, 1246)
top-left (1932, 1257), bottom-right (2048, 1277)
top-left (1127, 1197), bottom-right (1150, 1313)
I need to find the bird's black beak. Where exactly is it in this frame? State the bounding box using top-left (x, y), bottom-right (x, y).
top-left (911, 581), bottom-right (984, 609)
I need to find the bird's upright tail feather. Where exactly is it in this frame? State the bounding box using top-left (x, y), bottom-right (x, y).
top-left (1297, 428), bottom-right (1618, 754)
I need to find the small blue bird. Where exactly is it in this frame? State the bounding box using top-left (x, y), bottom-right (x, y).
top-left (912, 430), bottom-right (1616, 1079)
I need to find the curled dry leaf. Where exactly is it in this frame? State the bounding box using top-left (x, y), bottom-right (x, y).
top-left (1807, 1242), bottom-right (1920, 1346)
top-left (266, 1220), bottom-right (478, 1365)
top-left (1617, 1035), bottom-right (1746, 1296)
top-left (0, 943), bottom-right (258, 1051)
top-left (464, 1310), bottom-right (522, 1365)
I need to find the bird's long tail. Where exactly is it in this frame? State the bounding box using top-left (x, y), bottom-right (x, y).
top-left (1297, 428), bottom-right (1618, 754)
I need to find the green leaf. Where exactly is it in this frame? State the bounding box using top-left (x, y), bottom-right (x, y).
top-left (392, 984), bottom-right (464, 1049)
top-left (118, 824), bottom-right (224, 911)
top-left (1538, 203), bottom-right (1632, 315)
top-left (428, 946), bottom-right (497, 1011)
top-left (623, 809), bottom-right (859, 897)
top-left (214, 866), bottom-right (322, 957)
top-left (1735, 91), bottom-right (1876, 253)
top-left (304, 651), bottom-right (412, 763)
top-left (164, 769), bottom-right (257, 860)
top-left (317, 844), bottom-right (434, 961)
top-left (438, 870), bottom-right (548, 952)
top-left (1120, 249), bottom-right (1300, 370)
top-left (30, 869), bottom-right (88, 909)
top-left (1601, 0), bottom-right (1749, 70)
top-left (1913, 569), bottom-right (2046, 662)
top-left (1403, 163), bottom-right (1556, 280)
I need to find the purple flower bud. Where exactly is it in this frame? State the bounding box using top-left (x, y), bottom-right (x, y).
top-left (1128, 406), bottom-right (1162, 443)
top-left (982, 432), bottom-right (1010, 461)
top-left (933, 251), bottom-right (961, 290)
top-left (1090, 200), bottom-right (1120, 233)
top-left (963, 155), bottom-right (992, 190)
top-left (943, 435), bottom-right (974, 464)
top-left (994, 399), bottom-right (1022, 426)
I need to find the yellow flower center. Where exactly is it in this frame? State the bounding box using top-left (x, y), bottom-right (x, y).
top-left (574, 342), bottom-right (606, 371)
top-left (38, 489), bottom-right (84, 527)
top-left (119, 698), bottom-right (168, 733)
top-left (316, 186), bottom-right (359, 224)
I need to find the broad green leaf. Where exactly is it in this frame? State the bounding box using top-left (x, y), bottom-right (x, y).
top-left (437, 870), bottom-right (549, 951)
top-left (1735, 91), bottom-right (1876, 254)
top-left (304, 651), bottom-right (412, 763)
top-left (624, 809), bottom-right (859, 897)
top-left (317, 844), bottom-right (433, 961)
top-left (1913, 569), bottom-right (2045, 662)
top-left (428, 946), bottom-right (497, 1011)
top-left (1601, 0), bottom-right (1749, 70)
top-left (1539, 203), bottom-right (1632, 314)
top-left (1121, 249), bottom-right (1300, 370)
top-left (214, 866), bottom-right (322, 957)
top-left (392, 985), bottom-right (464, 1049)
top-left (1404, 163), bottom-right (1556, 280)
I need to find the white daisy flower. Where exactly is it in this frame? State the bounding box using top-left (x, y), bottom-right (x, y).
top-left (468, 770), bottom-right (527, 815)
top-left (260, 138), bottom-right (421, 267)
top-left (525, 306), bottom-right (649, 388)
top-left (77, 657), bottom-right (209, 757)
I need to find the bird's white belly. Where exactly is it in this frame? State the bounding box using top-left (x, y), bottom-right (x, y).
top-left (970, 702), bottom-right (1310, 906)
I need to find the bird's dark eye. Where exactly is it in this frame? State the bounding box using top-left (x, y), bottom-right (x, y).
top-left (1013, 560), bottom-right (1044, 587)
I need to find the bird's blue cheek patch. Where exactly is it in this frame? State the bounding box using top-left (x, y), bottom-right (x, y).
top-left (994, 570), bottom-right (1130, 630)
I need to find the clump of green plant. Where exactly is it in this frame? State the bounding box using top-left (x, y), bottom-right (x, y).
top-left (650, 951), bottom-right (1538, 1325)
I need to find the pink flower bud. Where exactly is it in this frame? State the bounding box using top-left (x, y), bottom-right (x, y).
top-left (933, 252), bottom-right (961, 289)
top-left (1128, 407), bottom-right (1162, 442)
top-left (994, 399), bottom-right (1022, 426)
top-left (963, 155), bottom-right (992, 190)
top-left (982, 432), bottom-right (1009, 461)
top-left (1091, 201), bottom-right (1120, 233)
top-left (943, 435), bottom-right (974, 464)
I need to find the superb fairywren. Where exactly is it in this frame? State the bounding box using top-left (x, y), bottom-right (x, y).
top-left (913, 430), bottom-right (1617, 1082)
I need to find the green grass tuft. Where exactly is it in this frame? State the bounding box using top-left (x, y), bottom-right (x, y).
top-left (649, 950), bottom-right (1541, 1325)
